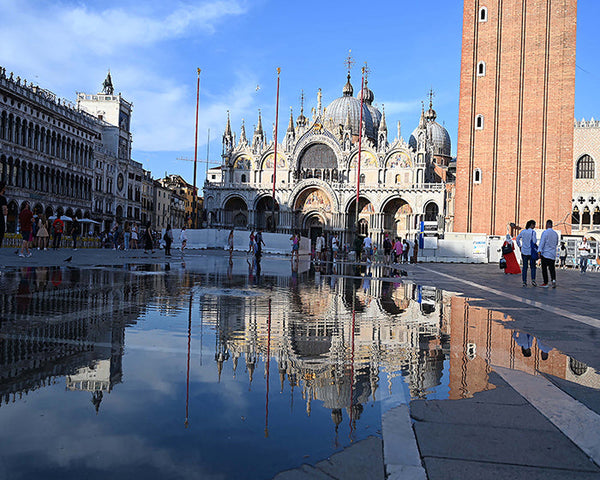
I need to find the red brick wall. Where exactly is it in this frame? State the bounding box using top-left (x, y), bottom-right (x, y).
top-left (455, 0), bottom-right (576, 235)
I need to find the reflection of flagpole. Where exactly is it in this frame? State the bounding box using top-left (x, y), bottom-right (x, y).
top-left (265, 298), bottom-right (272, 437)
top-left (271, 68), bottom-right (281, 232)
top-left (349, 283), bottom-right (356, 441)
top-left (354, 65), bottom-right (365, 234)
top-left (185, 293), bottom-right (193, 428)
top-left (193, 68), bottom-right (201, 228)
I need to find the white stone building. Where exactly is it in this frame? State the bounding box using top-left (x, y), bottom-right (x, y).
top-left (204, 72), bottom-right (453, 246)
top-left (572, 118), bottom-right (600, 232)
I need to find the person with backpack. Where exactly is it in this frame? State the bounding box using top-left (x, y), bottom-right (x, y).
top-left (52, 216), bottom-right (65, 250)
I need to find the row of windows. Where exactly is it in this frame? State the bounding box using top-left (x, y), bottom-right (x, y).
top-left (0, 110), bottom-right (93, 168)
top-left (0, 155), bottom-right (92, 200)
top-left (477, 6), bottom-right (488, 127)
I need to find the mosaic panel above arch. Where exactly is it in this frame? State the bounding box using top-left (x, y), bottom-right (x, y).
top-left (295, 188), bottom-right (332, 213)
top-left (262, 153), bottom-right (286, 170)
top-left (386, 151), bottom-right (412, 169)
top-left (350, 151), bottom-right (378, 168)
top-left (233, 155), bottom-right (253, 169)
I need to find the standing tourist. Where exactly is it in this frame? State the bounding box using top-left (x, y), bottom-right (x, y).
top-left (383, 234), bottom-right (392, 264)
top-left (131, 224), bottom-right (139, 250)
top-left (516, 220), bottom-right (538, 287)
top-left (180, 226), bottom-right (188, 256)
top-left (315, 233), bottom-right (325, 263)
top-left (501, 234), bottom-right (521, 275)
top-left (412, 235), bottom-right (419, 264)
top-left (36, 215), bottom-right (49, 251)
top-left (393, 237), bottom-right (403, 264)
top-left (363, 233), bottom-right (373, 262)
top-left (18, 202), bottom-right (33, 257)
top-left (164, 224), bottom-right (173, 257)
top-left (578, 237), bottom-right (591, 273)
top-left (559, 242), bottom-right (567, 269)
top-left (248, 230), bottom-right (255, 254)
top-left (0, 181), bottom-right (7, 248)
top-left (538, 220), bottom-right (559, 288)
top-left (331, 233), bottom-right (339, 261)
top-left (123, 222), bottom-right (131, 251)
top-left (71, 215), bottom-right (81, 250)
top-left (52, 216), bottom-right (64, 250)
top-left (144, 221), bottom-right (154, 254)
top-left (290, 232), bottom-right (300, 261)
top-left (402, 239), bottom-right (410, 264)
top-left (256, 229), bottom-right (265, 257)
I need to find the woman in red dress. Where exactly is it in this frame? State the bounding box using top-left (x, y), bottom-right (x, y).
top-left (503, 234), bottom-right (521, 275)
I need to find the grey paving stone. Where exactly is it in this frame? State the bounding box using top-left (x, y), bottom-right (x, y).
top-left (386, 464), bottom-right (428, 480)
top-left (422, 457), bottom-right (600, 480)
top-left (273, 464), bottom-right (334, 480)
top-left (413, 421), bottom-right (600, 472)
top-left (410, 399), bottom-right (555, 431)
top-left (314, 436), bottom-right (384, 480)
top-left (382, 405), bottom-right (423, 468)
top-left (543, 373), bottom-right (600, 416)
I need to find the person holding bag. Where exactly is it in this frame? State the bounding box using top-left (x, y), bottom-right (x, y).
top-left (501, 234), bottom-right (521, 275)
top-left (516, 220), bottom-right (538, 287)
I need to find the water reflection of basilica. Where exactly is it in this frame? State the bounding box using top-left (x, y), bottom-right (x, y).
top-left (206, 273), bottom-right (451, 428)
top-left (0, 265), bottom-right (195, 411)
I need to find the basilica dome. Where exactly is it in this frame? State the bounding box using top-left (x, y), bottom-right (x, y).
top-left (325, 75), bottom-right (375, 139)
top-left (356, 80), bottom-right (382, 132)
top-left (409, 106), bottom-right (451, 157)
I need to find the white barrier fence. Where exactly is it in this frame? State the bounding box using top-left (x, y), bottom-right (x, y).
top-left (167, 229), bottom-right (311, 256)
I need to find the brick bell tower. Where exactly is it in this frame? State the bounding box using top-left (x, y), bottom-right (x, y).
top-left (454, 0), bottom-right (577, 235)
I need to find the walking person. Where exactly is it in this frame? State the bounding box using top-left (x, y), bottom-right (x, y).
top-left (180, 226), bottom-right (188, 256)
top-left (52, 216), bottom-right (64, 250)
top-left (123, 222), bottom-right (131, 251)
top-left (559, 241), bottom-right (567, 269)
top-left (578, 237), bottom-right (591, 273)
top-left (164, 224), bottom-right (173, 256)
top-left (290, 232), bottom-right (300, 261)
top-left (516, 220), bottom-right (538, 286)
top-left (538, 220), bottom-right (559, 288)
top-left (393, 237), bottom-right (403, 264)
top-left (71, 215), bottom-right (81, 250)
top-left (131, 224), bottom-right (139, 250)
top-left (501, 234), bottom-right (521, 275)
top-left (248, 230), bottom-right (255, 254)
top-left (18, 202), bottom-right (34, 257)
top-left (0, 180), bottom-right (7, 248)
top-left (36, 215), bottom-right (49, 250)
top-left (363, 233), bottom-right (373, 263)
top-left (255, 229), bottom-right (265, 257)
top-left (227, 229), bottom-right (234, 257)
top-left (383, 234), bottom-right (392, 264)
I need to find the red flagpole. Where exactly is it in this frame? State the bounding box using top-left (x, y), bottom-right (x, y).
top-left (355, 66), bottom-right (365, 232)
top-left (193, 68), bottom-right (201, 228)
top-left (271, 68), bottom-right (281, 232)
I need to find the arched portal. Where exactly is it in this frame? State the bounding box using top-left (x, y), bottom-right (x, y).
top-left (297, 143), bottom-right (337, 180)
top-left (294, 187), bottom-right (332, 239)
top-left (223, 196), bottom-right (248, 228)
top-left (255, 196), bottom-right (279, 231)
top-left (346, 196), bottom-right (374, 236)
top-left (382, 198), bottom-right (413, 239)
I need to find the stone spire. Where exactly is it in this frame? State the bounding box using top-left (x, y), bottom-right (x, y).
top-left (222, 110), bottom-right (234, 155)
top-left (239, 119), bottom-right (248, 146)
top-left (252, 110), bottom-right (265, 153)
top-left (101, 70), bottom-right (114, 95)
top-left (287, 107), bottom-right (294, 132)
top-left (285, 107), bottom-right (295, 152)
top-left (296, 90), bottom-right (308, 129)
top-left (377, 104), bottom-right (388, 151)
top-left (317, 88), bottom-right (323, 115)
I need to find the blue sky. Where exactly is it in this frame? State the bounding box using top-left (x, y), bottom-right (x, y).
top-left (1, 0), bottom-right (598, 190)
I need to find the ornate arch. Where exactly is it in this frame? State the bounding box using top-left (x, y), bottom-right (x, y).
top-left (289, 132), bottom-right (344, 172)
top-left (347, 148), bottom-right (380, 169)
top-left (289, 179), bottom-right (340, 213)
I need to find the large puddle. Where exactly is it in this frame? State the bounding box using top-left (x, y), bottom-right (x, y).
top-left (0, 259), bottom-right (597, 479)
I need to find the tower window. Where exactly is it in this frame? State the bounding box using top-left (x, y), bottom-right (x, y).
top-left (241, 174), bottom-right (247, 183)
top-left (576, 154), bottom-right (595, 179)
top-left (473, 168), bottom-right (482, 184)
top-left (477, 61), bottom-right (486, 76)
top-left (475, 115), bottom-right (484, 130)
top-left (479, 6), bottom-right (488, 22)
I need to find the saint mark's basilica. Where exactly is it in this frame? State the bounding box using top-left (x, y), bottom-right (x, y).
top-left (204, 69), bottom-right (454, 246)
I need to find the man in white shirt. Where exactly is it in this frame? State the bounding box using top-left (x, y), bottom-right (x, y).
top-left (516, 220), bottom-right (538, 287)
top-left (538, 219), bottom-right (559, 288)
top-left (578, 237), bottom-right (591, 273)
top-left (315, 234), bottom-right (325, 263)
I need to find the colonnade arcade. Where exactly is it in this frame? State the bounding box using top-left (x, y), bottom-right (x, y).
top-left (210, 184), bottom-right (442, 247)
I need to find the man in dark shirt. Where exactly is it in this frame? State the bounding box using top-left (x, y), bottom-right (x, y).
top-left (0, 181), bottom-right (7, 248)
top-left (18, 202), bottom-right (33, 257)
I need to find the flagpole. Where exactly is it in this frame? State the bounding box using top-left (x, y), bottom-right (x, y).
top-left (271, 68), bottom-right (281, 232)
top-left (354, 65), bottom-right (365, 234)
top-left (193, 68), bottom-right (201, 228)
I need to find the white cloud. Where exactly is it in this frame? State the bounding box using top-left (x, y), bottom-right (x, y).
top-left (378, 100), bottom-right (421, 116)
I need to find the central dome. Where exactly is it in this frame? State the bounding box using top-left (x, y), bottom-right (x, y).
top-left (325, 75), bottom-right (374, 139)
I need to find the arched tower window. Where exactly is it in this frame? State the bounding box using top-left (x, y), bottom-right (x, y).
top-left (477, 61), bottom-right (486, 76)
top-left (475, 115), bottom-right (484, 130)
top-left (576, 155), bottom-right (595, 179)
top-left (473, 168), bottom-right (482, 184)
top-left (241, 174), bottom-right (247, 183)
top-left (479, 6), bottom-right (488, 22)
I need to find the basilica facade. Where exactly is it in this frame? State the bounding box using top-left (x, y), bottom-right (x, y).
top-left (204, 72), bottom-right (454, 246)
